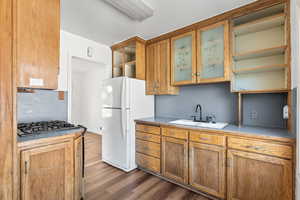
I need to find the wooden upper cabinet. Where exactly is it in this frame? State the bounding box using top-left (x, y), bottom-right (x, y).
top-left (16, 0), bottom-right (60, 89)
top-left (171, 31), bottom-right (197, 85)
top-left (20, 141), bottom-right (74, 200)
top-left (162, 136), bottom-right (188, 184)
top-left (189, 142), bottom-right (226, 199)
top-left (146, 43), bottom-right (157, 95)
top-left (146, 39), bottom-right (179, 95)
top-left (111, 37), bottom-right (146, 80)
top-left (197, 20), bottom-right (230, 83)
top-left (227, 149), bottom-right (293, 200)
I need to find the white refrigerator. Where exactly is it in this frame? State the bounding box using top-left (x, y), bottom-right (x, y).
top-left (101, 77), bottom-right (154, 172)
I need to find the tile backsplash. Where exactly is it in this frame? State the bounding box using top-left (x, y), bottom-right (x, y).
top-left (155, 83), bottom-right (288, 128)
top-left (17, 90), bottom-right (68, 123)
top-left (155, 83), bottom-right (238, 124)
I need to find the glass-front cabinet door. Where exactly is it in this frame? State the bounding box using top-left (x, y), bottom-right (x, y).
top-left (171, 31), bottom-right (196, 85)
top-left (197, 20), bottom-right (230, 83)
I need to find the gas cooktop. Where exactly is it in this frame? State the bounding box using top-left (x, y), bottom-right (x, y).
top-left (17, 120), bottom-right (80, 137)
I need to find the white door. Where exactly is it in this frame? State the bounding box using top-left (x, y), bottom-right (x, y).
top-left (102, 108), bottom-right (130, 170)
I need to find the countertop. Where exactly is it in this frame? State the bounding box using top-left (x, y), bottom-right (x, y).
top-left (135, 117), bottom-right (295, 142)
top-left (17, 127), bottom-right (85, 143)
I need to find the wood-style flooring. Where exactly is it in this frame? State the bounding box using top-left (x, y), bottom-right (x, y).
top-left (84, 133), bottom-right (212, 200)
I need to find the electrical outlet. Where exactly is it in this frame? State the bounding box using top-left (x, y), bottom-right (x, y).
top-left (283, 105), bottom-right (289, 119)
top-left (250, 110), bottom-right (258, 120)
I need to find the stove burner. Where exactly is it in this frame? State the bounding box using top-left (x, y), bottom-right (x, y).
top-left (17, 120), bottom-right (79, 137)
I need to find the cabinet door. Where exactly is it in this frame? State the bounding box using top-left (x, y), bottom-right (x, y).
top-left (21, 142), bottom-right (74, 200)
top-left (157, 40), bottom-right (179, 95)
top-left (146, 43), bottom-right (158, 95)
top-left (16, 0), bottom-right (60, 89)
top-left (227, 150), bottom-right (292, 200)
top-left (197, 21), bottom-right (230, 83)
top-left (74, 136), bottom-right (84, 200)
top-left (171, 31), bottom-right (197, 85)
top-left (162, 136), bottom-right (188, 184)
top-left (189, 142), bottom-right (226, 199)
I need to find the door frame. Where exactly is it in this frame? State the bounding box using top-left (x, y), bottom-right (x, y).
top-left (66, 51), bottom-right (109, 134)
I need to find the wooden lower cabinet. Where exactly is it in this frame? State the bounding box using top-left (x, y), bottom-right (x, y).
top-left (19, 134), bottom-right (84, 200)
top-left (189, 142), bottom-right (226, 199)
top-left (135, 123), bottom-right (295, 200)
top-left (74, 136), bottom-right (84, 200)
top-left (227, 149), bottom-right (293, 200)
top-left (136, 153), bottom-right (161, 173)
top-left (20, 141), bottom-right (74, 200)
top-left (162, 136), bottom-right (188, 184)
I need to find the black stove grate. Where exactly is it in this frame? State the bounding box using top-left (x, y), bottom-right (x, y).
top-left (17, 120), bottom-right (79, 137)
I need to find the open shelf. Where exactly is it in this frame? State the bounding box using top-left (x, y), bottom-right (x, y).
top-left (233, 89), bottom-right (289, 94)
top-left (125, 60), bottom-right (136, 65)
top-left (233, 64), bottom-right (287, 74)
top-left (233, 4), bottom-right (285, 26)
top-left (231, 68), bottom-right (287, 92)
top-left (234, 13), bottom-right (285, 36)
top-left (233, 45), bottom-right (287, 61)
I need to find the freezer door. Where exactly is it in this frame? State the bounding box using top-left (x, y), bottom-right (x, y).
top-left (101, 77), bottom-right (129, 109)
top-left (102, 108), bottom-right (130, 170)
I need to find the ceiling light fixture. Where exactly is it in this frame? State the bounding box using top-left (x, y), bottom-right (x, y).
top-left (103, 0), bottom-right (154, 21)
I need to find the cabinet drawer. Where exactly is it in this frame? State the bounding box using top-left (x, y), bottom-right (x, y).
top-left (136, 153), bottom-right (160, 173)
top-left (228, 137), bottom-right (292, 159)
top-left (190, 131), bottom-right (226, 146)
top-left (136, 131), bottom-right (161, 143)
top-left (136, 139), bottom-right (161, 158)
top-left (162, 128), bottom-right (188, 140)
top-left (136, 124), bottom-right (160, 135)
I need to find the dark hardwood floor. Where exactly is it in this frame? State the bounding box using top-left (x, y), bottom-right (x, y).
top-left (84, 133), bottom-right (212, 200)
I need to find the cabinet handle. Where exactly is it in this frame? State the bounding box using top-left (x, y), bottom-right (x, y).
top-left (25, 161), bottom-right (28, 174)
top-left (227, 158), bottom-right (232, 168)
top-left (199, 137), bottom-right (209, 141)
top-left (245, 145), bottom-right (264, 151)
top-left (143, 146), bottom-right (150, 151)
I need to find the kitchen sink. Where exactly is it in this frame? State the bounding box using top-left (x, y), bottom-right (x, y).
top-left (169, 119), bottom-right (228, 129)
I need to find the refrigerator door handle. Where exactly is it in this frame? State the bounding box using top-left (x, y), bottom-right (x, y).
top-left (121, 78), bottom-right (127, 138)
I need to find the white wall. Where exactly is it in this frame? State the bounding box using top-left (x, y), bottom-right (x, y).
top-left (71, 57), bottom-right (110, 134)
top-left (293, 0), bottom-right (300, 198)
top-left (58, 30), bottom-right (112, 91)
top-left (58, 30), bottom-right (112, 134)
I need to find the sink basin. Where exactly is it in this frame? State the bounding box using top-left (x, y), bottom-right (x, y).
top-left (169, 119), bottom-right (228, 129)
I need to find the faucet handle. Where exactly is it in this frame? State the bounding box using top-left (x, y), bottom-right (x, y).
top-left (191, 115), bottom-right (197, 121)
top-left (206, 114), bottom-right (216, 123)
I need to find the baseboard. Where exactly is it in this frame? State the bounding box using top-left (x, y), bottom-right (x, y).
top-left (296, 173), bottom-right (300, 200)
top-left (85, 160), bottom-right (102, 167)
top-left (138, 167), bottom-right (219, 200)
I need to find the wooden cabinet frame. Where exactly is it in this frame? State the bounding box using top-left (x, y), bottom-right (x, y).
top-left (171, 31), bottom-right (197, 85)
top-left (136, 122), bottom-right (295, 200)
top-left (146, 39), bottom-right (179, 95)
top-left (189, 142), bottom-right (226, 199)
top-left (197, 20), bottom-right (230, 83)
top-left (74, 136), bottom-right (84, 200)
top-left (227, 149), bottom-right (293, 200)
top-left (20, 141), bottom-right (74, 200)
top-left (111, 36), bottom-right (146, 80)
top-left (161, 136), bottom-right (188, 184)
top-left (15, 0), bottom-right (60, 89)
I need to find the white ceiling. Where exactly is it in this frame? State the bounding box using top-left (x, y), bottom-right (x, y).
top-left (61, 0), bottom-right (256, 46)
